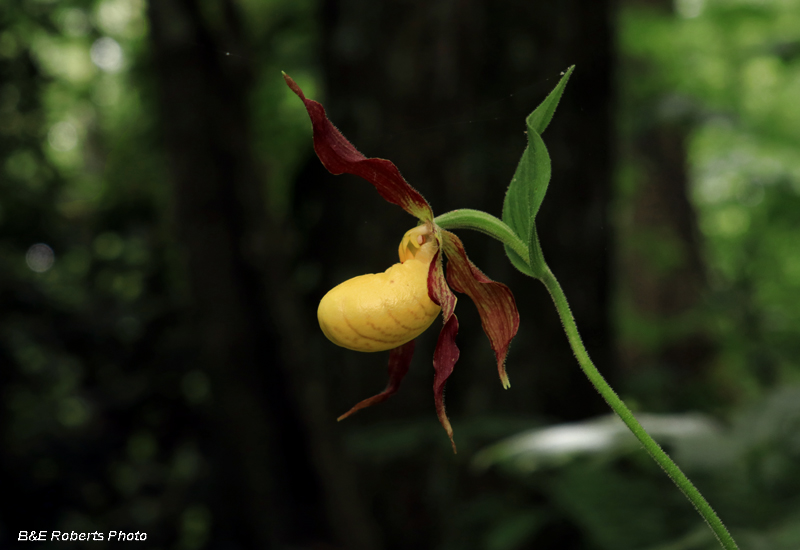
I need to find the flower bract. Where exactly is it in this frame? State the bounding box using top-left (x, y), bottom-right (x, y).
top-left (284, 73), bottom-right (520, 452)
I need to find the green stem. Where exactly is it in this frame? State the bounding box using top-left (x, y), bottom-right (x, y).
top-left (434, 209), bottom-right (529, 263)
top-left (539, 264), bottom-right (739, 550)
top-left (436, 208), bottom-right (738, 549)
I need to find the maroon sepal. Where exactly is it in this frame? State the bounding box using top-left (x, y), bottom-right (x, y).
top-left (433, 314), bottom-right (460, 453)
top-left (283, 73), bottom-right (433, 222)
top-left (427, 249), bottom-right (456, 320)
top-left (337, 339), bottom-right (416, 421)
top-left (442, 230), bottom-right (519, 389)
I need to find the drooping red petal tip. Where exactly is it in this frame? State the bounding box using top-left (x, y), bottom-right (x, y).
top-left (441, 230), bottom-right (519, 390)
top-left (282, 72), bottom-right (434, 222)
top-left (427, 247), bottom-right (460, 452)
top-left (337, 340), bottom-right (416, 421)
top-left (433, 315), bottom-right (460, 454)
top-left (500, 371), bottom-right (511, 390)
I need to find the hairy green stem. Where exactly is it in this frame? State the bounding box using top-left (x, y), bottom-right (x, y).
top-left (435, 207), bottom-right (739, 549)
top-left (434, 209), bottom-right (529, 262)
top-left (539, 264), bottom-right (738, 550)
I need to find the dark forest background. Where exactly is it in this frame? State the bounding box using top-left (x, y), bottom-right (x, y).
top-left (2, 0), bottom-right (800, 549)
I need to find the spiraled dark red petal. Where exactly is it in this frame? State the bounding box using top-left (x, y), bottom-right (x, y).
top-left (283, 73), bottom-right (433, 222)
top-left (433, 314), bottom-right (459, 453)
top-left (441, 230), bottom-right (519, 389)
top-left (337, 340), bottom-right (415, 421)
top-left (428, 249), bottom-right (456, 321)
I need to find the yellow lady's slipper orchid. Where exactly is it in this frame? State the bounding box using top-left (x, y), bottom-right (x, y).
top-left (284, 73), bottom-right (520, 452)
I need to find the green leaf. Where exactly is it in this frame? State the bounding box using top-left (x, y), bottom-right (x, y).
top-left (505, 246), bottom-right (535, 277)
top-left (502, 227), bottom-right (549, 280)
top-left (502, 67), bottom-right (574, 273)
top-left (527, 65), bottom-right (575, 135)
top-left (502, 130), bottom-right (551, 249)
top-left (527, 226), bottom-right (547, 278)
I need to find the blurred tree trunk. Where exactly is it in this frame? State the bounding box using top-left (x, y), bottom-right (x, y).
top-left (617, 0), bottom-right (717, 408)
top-left (148, 1), bottom-right (380, 548)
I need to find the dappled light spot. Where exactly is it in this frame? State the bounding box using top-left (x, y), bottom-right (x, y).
top-left (92, 75), bottom-right (122, 106)
top-left (171, 444), bottom-right (201, 481)
top-left (737, 183), bottom-right (764, 207)
top-left (48, 121), bottom-right (78, 152)
top-left (90, 37), bottom-right (123, 72)
top-left (96, 0), bottom-right (146, 39)
top-left (783, 255), bottom-right (800, 286)
top-left (742, 56), bottom-right (782, 117)
top-left (59, 8), bottom-right (91, 38)
top-left (58, 396), bottom-right (90, 427)
top-left (93, 231), bottom-right (124, 260)
top-left (180, 505), bottom-right (211, 550)
top-left (473, 413), bottom-right (720, 473)
top-left (675, 0), bottom-right (704, 19)
top-left (15, 346), bottom-right (47, 374)
top-left (112, 271), bottom-right (144, 301)
top-left (26, 243), bottom-right (55, 273)
top-left (31, 37), bottom-right (94, 82)
top-left (702, 205), bottom-right (751, 237)
top-left (5, 149), bottom-right (38, 182)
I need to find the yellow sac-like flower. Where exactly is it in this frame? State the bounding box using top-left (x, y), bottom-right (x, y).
top-left (317, 225), bottom-right (441, 352)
